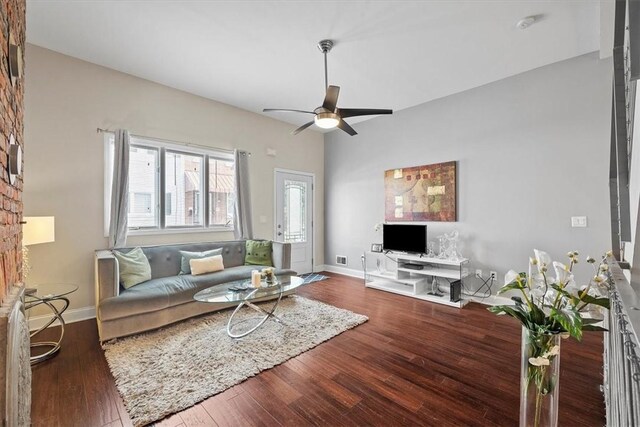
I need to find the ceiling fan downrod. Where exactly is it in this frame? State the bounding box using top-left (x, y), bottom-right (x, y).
top-left (317, 39), bottom-right (334, 92)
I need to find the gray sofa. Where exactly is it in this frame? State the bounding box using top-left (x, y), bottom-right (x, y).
top-left (94, 240), bottom-right (295, 342)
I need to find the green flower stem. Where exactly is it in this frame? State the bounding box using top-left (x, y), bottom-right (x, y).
top-left (534, 384), bottom-right (543, 427)
top-left (518, 284), bottom-right (535, 311)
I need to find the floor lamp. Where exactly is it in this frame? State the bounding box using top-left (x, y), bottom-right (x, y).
top-left (22, 216), bottom-right (55, 280)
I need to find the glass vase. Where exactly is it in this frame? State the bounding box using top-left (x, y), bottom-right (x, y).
top-left (520, 327), bottom-right (561, 427)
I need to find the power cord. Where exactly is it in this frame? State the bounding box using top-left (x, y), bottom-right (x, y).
top-left (462, 275), bottom-right (494, 300)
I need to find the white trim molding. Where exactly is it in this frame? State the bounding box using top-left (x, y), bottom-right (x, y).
top-left (28, 305), bottom-right (96, 332)
top-left (318, 264), bottom-right (364, 279)
top-left (464, 294), bottom-right (513, 306)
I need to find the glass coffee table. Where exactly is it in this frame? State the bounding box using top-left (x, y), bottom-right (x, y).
top-left (194, 276), bottom-right (303, 338)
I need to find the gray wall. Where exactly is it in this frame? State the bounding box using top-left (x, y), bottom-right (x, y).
top-left (325, 52), bottom-right (612, 289)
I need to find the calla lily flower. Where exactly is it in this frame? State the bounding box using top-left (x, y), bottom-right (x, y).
top-left (529, 357), bottom-right (550, 367)
top-left (505, 270), bottom-right (520, 286)
top-left (529, 272), bottom-right (545, 287)
top-left (534, 249), bottom-right (551, 271)
top-left (544, 289), bottom-right (561, 306)
top-left (543, 345), bottom-right (560, 358)
top-left (553, 261), bottom-right (572, 285)
top-left (564, 281), bottom-right (580, 294)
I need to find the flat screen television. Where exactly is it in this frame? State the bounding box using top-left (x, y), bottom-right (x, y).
top-left (382, 224), bottom-right (428, 254)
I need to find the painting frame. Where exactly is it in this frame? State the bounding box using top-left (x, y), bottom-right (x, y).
top-left (384, 161), bottom-right (457, 222)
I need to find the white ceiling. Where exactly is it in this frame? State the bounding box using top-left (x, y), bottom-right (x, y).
top-left (26, 1), bottom-right (602, 132)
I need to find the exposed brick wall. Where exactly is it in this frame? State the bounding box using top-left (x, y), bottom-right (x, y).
top-left (0, 0), bottom-right (25, 304)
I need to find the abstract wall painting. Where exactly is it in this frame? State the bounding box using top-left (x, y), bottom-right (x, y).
top-left (384, 161), bottom-right (457, 222)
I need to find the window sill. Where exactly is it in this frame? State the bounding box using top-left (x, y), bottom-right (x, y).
top-left (125, 227), bottom-right (234, 237)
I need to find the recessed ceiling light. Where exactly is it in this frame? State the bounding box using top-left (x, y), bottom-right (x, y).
top-left (516, 16), bottom-right (536, 30)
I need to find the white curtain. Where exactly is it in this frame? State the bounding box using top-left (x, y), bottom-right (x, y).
top-left (233, 149), bottom-right (253, 240)
top-left (109, 129), bottom-right (130, 248)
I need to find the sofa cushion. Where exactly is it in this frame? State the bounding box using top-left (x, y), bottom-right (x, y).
top-left (179, 248), bottom-right (223, 275)
top-left (112, 247), bottom-right (152, 289)
top-left (98, 266), bottom-right (297, 321)
top-left (114, 241), bottom-right (247, 280)
top-left (245, 240), bottom-right (273, 266)
top-left (190, 255), bottom-right (225, 275)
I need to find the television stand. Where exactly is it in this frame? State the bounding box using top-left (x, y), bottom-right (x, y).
top-left (362, 251), bottom-right (469, 308)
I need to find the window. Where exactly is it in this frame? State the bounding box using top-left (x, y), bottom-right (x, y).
top-left (104, 133), bottom-right (235, 234)
top-left (208, 158), bottom-right (235, 227)
top-left (165, 151), bottom-right (203, 227)
top-left (130, 193), bottom-right (152, 214)
top-left (127, 145), bottom-right (160, 229)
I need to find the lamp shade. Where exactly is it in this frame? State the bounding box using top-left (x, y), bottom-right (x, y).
top-left (23, 216), bottom-right (55, 246)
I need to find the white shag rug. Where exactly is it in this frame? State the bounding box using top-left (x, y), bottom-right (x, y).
top-left (102, 295), bottom-right (368, 426)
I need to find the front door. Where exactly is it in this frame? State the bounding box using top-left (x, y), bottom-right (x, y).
top-left (274, 170), bottom-right (314, 274)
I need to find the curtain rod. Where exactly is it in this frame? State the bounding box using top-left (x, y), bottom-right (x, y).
top-left (96, 128), bottom-right (250, 156)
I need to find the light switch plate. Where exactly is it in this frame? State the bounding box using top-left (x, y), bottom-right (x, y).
top-left (571, 216), bottom-right (587, 227)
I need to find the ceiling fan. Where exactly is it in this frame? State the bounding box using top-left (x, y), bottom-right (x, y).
top-left (263, 39), bottom-right (393, 136)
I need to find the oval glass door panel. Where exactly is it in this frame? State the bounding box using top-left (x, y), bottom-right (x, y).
top-left (284, 180), bottom-right (307, 243)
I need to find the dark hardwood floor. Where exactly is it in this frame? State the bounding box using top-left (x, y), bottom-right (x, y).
top-left (31, 273), bottom-right (606, 426)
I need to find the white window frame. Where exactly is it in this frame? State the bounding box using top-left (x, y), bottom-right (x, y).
top-left (103, 132), bottom-right (235, 236)
top-left (128, 143), bottom-right (161, 231)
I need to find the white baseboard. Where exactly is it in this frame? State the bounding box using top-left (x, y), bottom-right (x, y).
top-left (464, 294), bottom-right (512, 306)
top-left (28, 305), bottom-right (96, 332)
top-left (318, 264), bottom-right (364, 279)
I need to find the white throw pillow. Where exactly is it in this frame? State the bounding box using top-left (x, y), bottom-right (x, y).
top-left (189, 254), bottom-right (225, 276)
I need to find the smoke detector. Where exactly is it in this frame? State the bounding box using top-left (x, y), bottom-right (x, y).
top-left (516, 16), bottom-right (536, 30)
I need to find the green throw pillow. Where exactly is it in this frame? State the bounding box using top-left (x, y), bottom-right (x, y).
top-left (245, 240), bottom-right (273, 266)
top-left (179, 248), bottom-right (223, 275)
top-left (113, 247), bottom-right (152, 289)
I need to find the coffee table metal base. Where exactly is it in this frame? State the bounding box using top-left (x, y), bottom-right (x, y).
top-left (227, 287), bottom-right (284, 338)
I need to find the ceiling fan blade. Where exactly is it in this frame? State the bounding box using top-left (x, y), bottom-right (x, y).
top-left (337, 119), bottom-right (357, 136)
top-left (263, 108), bottom-right (315, 115)
top-left (339, 108), bottom-right (393, 118)
top-left (322, 85), bottom-right (340, 111)
top-left (292, 121), bottom-right (315, 135)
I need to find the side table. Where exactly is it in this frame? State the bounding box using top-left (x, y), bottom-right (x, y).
top-left (25, 283), bottom-right (78, 364)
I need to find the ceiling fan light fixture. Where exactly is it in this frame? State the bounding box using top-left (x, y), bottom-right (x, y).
top-left (314, 112), bottom-right (339, 129)
top-left (263, 39), bottom-right (392, 136)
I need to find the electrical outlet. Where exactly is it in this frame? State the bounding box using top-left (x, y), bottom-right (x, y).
top-left (475, 269), bottom-right (482, 279)
top-left (336, 255), bottom-right (348, 265)
top-left (571, 216), bottom-right (587, 228)
top-left (490, 271), bottom-right (498, 281)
